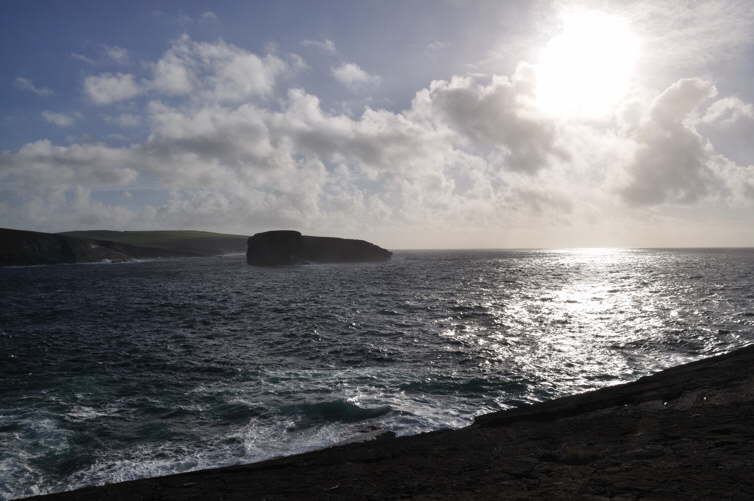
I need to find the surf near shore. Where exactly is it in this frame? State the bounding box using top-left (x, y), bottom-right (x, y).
top-left (25, 343), bottom-right (754, 500)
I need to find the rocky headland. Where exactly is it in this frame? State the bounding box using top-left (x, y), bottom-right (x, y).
top-left (0, 228), bottom-right (247, 266)
top-left (27, 344), bottom-right (754, 500)
top-left (246, 230), bottom-right (392, 265)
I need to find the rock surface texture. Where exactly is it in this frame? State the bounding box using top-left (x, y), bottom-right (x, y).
top-left (246, 230), bottom-right (392, 265)
top-left (28, 344), bottom-right (754, 500)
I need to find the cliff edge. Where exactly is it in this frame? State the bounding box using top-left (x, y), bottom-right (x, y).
top-left (246, 230), bottom-right (392, 265)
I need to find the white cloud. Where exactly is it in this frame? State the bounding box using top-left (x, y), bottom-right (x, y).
top-left (699, 96), bottom-right (754, 166)
top-left (301, 39), bottom-right (337, 54)
top-left (103, 45), bottom-right (130, 65)
top-left (84, 73), bottom-right (142, 105)
top-left (105, 113), bottom-right (142, 127)
top-left (83, 36), bottom-right (292, 106)
top-left (620, 79), bottom-right (718, 206)
top-left (42, 111), bottom-right (79, 127)
top-left (14, 77), bottom-right (53, 96)
top-left (629, 0), bottom-right (754, 70)
top-left (150, 35), bottom-right (290, 102)
top-left (71, 53), bottom-right (95, 65)
top-left (426, 40), bottom-right (450, 51)
top-left (200, 11), bottom-right (218, 22)
top-left (5, 33), bottom-right (754, 245)
top-left (0, 140), bottom-right (139, 194)
top-left (331, 63), bottom-right (381, 91)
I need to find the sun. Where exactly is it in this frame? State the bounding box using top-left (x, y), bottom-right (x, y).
top-left (535, 10), bottom-right (640, 119)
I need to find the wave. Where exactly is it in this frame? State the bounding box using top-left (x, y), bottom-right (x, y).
top-left (281, 399), bottom-right (392, 429)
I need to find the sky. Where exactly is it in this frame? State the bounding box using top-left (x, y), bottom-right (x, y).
top-left (2, 0), bottom-right (754, 248)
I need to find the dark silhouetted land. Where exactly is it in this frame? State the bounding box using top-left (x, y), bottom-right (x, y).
top-left (0, 228), bottom-right (247, 266)
top-left (246, 230), bottom-right (391, 265)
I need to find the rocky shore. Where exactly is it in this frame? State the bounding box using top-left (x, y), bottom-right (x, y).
top-left (27, 345), bottom-right (754, 500)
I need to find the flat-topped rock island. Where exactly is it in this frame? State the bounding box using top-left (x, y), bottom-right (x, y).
top-left (246, 230), bottom-right (392, 265)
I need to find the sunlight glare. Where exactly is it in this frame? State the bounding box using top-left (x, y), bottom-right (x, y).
top-left (535, 10), bottom-right (640, 119)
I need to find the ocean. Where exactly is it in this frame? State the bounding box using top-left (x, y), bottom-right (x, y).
top-left (1, 248), bottom-right (753, 499)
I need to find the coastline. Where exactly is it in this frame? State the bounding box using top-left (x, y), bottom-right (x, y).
top-left (25, 344), bottom-right (754, 500)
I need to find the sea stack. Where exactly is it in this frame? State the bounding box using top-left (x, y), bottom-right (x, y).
top-left (246, 230), bottom-right (391, 266)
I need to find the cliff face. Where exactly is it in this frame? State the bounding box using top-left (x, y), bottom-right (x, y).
top-left (246, 230), bottom-right (391, 266)
top-left (59, 230), bottom-right (247, 256)
top-left (0, 228), bottom-right (196, 266)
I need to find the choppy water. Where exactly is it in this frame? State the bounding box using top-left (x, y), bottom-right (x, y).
top-left (2, 248), bottom-right (754, 499)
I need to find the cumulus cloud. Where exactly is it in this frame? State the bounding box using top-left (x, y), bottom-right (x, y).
top-left (84, 73), bottom-right (142, 104)
top-left (151, 36), bottom-right (290, 102)
top-left (620, 78), bottom-right (723, 206)
top-left (83, 36), bottom-right (291, 105)
top-left (42, 111), bottom-right (79, 127)
top-left (331, 63), bottom-right (381, 91)
top-left (413, 65), bottom-right (568, 172)
top-left (301, 39), bottom-right (337, 54)
top-left (699, 96), bottom-right (754, 166)
top-left (14, 77), bottom-right (53, 96)
top-left (5, 33), bottom-right (754, 244)
top-left (0, 140), bottom-right (139, 194)
top-left (2, 62), bottom-right (580, 237)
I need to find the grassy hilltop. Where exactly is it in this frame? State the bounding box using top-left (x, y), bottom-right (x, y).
top-left (1, 228), bottom-right (249, 266)
top-left (59, 230), bottom-right (248, 256)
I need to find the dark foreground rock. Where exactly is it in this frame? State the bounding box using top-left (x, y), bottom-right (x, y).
top-left (27, 344), bottom-right (754, 500)
top-left (246, 230), bottom-right (391, 265)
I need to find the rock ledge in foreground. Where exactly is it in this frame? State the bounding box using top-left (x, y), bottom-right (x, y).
top-left (246, 230), bottom-right (391, 265)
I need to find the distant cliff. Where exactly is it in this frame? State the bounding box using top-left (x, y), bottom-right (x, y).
top-left (0, 228), bottom-right (247, 266)
top-left (60, 230), bottom-right (247, 256)
top-left (246, 230), bottom-right (391, 265)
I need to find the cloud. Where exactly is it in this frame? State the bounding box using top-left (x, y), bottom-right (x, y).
top-left (1, 65), bottom-right (574, 236)
top-left (103, 45), bottom-right (130, 65)
top-left (14, 77), bottom-right (53, 96)
top-left (628, 0), bottom-right (754, 70)
top-left (301, 39), bottom-right (337, 55)
top-left (331, 63), bottom-right (381, 91)
top-left (200, 11), bottom-right (218, 22)
top-left (81, 36), bottom-right (292, 106)
top-left (5, 31), bottom-right (754, 244)
top-left (105, 113), bottom-right (141, 127)
top-left (71, 53), bottom-right (96, 65)
top-left (699, 96), bottom-right (754, 166)
top-left (414, 65), bottom-right (568, 172)
top-left (426, 40), bottom-right (450, 51)
top-left (150, 35), bottom-right (290, 102)
top-left (42, 111), bottom-right (79, 127)
top-left (620, 78), bottom-right (721, 206)
top-left (84, 73), bottom-right (142, 104)
top-left (0, 140), bottom-right (139, 194)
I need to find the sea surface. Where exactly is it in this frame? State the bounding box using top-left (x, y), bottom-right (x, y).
top-left (2, 248), bottom-right (754, 499)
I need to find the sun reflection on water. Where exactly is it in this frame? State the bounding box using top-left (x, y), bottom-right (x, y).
top-left (434, 247), bottom-right (747, 404)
